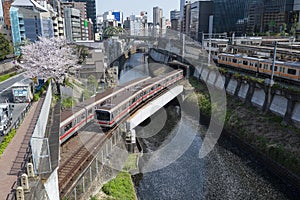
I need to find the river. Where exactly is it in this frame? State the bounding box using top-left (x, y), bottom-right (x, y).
top-left (120, 53), bottom-right (293, 200)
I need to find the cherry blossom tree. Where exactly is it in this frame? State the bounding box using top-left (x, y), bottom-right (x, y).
top-left (17, 37), bottom-right (79, 94)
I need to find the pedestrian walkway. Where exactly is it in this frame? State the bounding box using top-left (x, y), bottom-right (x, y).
top-left (0, 97), bottom-right (44, 200)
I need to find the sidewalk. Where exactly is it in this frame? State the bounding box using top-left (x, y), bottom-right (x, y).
top-left (0, 101), bottom-right (40, 200)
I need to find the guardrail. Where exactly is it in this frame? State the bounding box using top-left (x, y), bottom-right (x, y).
top-left (8, 103), bottom-right (32, 135)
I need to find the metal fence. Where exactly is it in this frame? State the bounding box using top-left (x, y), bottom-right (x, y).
top-left (31, 84), bottom-right (53, 175)
top-left (65, 129), bottom-right (123, 200)
top-left (8, 103), bottom-right (32, 132)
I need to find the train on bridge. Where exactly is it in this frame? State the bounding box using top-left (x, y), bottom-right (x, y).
top-left (59, 69), bottom-right (184, 143)
top-left (218, 53), bottom-right (300, 82)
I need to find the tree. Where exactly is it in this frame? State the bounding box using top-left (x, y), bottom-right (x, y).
top-left (87, 75), bottom-right (98, 94)
top-left (17, 37), bottom-right (79, 94)
top-left (76, 45), bottom-right (89, 64)
top-left (103, 26), bottom-right (126, 38)
top-left (0, 33), bottom-right (13, 60)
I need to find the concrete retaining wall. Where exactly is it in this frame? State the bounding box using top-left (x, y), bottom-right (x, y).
top-left (238, 83), bottom-right (249, 99)
top-left (270, 95), bottom-right (288, 116)
top-left (251, 88), bottom-right (265, 108)
top-left (149, 48), bottom-right (300, 125)
top-left (215, 75), bottom-right (225, 90)
top-left (292, 103), bottom-right (300, 123)
top-left (226, 79), bottom-right (238, 95)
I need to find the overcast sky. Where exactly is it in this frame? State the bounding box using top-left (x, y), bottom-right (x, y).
top-left (96, 0), bottom-right (180, 21)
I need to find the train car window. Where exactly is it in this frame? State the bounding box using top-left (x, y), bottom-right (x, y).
top-left (243, 60), bottom-right (248, 65)
top-left (288, 68), bottom-right (296, 75)
top-left (233, 59), bottom-right (237, 63)
top-left (88, 108), bottom-right (92, 115)
top-left (264, 64), bottom-right (268, 69)
top-left (82, 113), bottom-right (85, 119)
top-left (95, 110), bottom-right (111, 121)
top-left (274, 66), bottom-right (278, 71)
top-left (282, 67), bottom-right (285, 73)
top-left (64, 122), bottom-right (72, 132)
top-left (259, 64), bottom-right (262, 68)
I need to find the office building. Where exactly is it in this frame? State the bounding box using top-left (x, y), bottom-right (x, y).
top-left (67, 0), bottom-right (96, 33)
top-left (213, 0), bottom-right (295, 35)
top-left (190, 0), bottom-right (214, 41)
top-left (153, 6), bottom-right (162, 27)
top-left (182, 1), bottom-right (191, 34)
top-left (10, 0), bottom-right (54, 54)
top-left (2, 0), bottom-right (14, 40)
top-left (64, 7), bottom-right (81, 41)
top-left (262, 0), bottom-right (294, 33)
top-left (129, 13), bottom-right (148, 36)
top-left (102, 11), bottom-right (119, 28)
top-left (170, 9), bottom-right (180, 31)
top-left (213, 0), bottom-right (252, 34)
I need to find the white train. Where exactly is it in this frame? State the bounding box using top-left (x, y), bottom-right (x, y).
top-left (59, 69), bottom-right (183, 143)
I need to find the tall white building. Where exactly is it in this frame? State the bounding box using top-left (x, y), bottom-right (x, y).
top-left (64, 7), bottom-right (81, 41)
top-left (153, 6), bottom-right (162, 26)
top-left (102, 10), bottom-right (123, 28)
top-left (129, 13), bottom-right (148, 36)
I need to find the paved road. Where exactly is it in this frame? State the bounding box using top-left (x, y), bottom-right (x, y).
top-left (0, 103), bottom-right (28, 143)
top-left (0, 72), bottom-right (30, 143)
top-left (0, 73), bottom-right (28, 102)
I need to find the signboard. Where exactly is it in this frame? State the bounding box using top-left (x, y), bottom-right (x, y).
top-left (13, 87), bottom-right (28, 97)
top-left (84, 19), bottom-right (88, 28)
top-left (112, 12), bottom-right (121, 22)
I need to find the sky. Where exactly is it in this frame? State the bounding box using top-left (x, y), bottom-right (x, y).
top-left (0, 2), bottom-right (3, 17)
top-left (96, 0), bottom-right (180, 22)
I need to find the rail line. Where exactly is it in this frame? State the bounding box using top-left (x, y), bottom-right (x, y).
top-left (58, 125), bottom-right (115, 196)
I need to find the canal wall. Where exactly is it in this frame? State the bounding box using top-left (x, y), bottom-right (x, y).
top-left (149, 47), bottom-right (300, 196)
top-left (149, 48), bottom-right (300, 127)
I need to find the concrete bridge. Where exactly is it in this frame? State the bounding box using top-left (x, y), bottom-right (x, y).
top-left (124, 85), bottom-right (183, 152)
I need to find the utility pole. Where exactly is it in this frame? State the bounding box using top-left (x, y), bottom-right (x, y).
top-left (265, 41), bottom-right (277, 112)
top-left (208, 34), bottom-right (211, 65)
top-left (270, 41), bottom-right (277, 84)
top-left (182, 34), bottom-right (185, 59)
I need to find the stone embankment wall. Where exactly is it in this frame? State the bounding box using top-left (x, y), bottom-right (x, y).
top-left (149, 48), bottom-right (300, 127)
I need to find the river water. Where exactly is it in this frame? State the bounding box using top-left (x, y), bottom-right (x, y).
top-left (121, 53), bottom-right (293, 200)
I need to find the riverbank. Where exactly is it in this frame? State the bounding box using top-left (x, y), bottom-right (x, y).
top-left (186, 77), bottom-right (300, 196)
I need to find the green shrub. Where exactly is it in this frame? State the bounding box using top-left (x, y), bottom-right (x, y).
top-left (62, 97), bottom-right (75, 109)
top-left (0, 72), bottom-right (17, 83)
top-left (0, 129), bottom-right (17, 156)
top-left (33, 93), bottom-right (40, 102)
top-left (102, 171), bottom-right (136, 200)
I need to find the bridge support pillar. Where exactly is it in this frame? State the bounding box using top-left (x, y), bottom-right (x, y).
top-left (125, 129), bottom-right (136, 153)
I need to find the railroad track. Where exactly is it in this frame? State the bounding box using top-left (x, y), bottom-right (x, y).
top-left (58, 126), bottom-right (115, 196)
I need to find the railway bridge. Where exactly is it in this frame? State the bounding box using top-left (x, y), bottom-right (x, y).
top-left (58, 71), bottom-right (185, 199)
